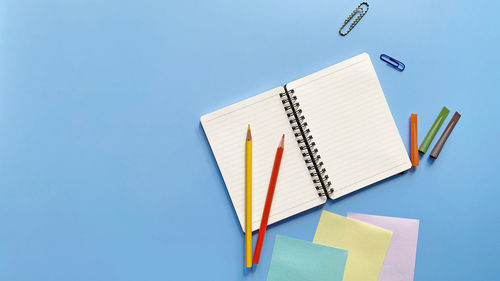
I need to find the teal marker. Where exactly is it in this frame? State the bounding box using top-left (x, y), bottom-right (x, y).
top-left (419, 106), bottom-right (450, 154)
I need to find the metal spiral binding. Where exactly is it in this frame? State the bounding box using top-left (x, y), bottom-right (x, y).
top-left (280, 86), bottom-right (333, 198)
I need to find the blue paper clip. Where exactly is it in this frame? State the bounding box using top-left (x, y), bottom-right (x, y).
top-left (380, 54), bottom-right (405, 71)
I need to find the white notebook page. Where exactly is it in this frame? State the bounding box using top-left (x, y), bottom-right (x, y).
top-left (287, 53), bottom-right (411, 199)
top-left (201, 87), bottom-right (325, 232)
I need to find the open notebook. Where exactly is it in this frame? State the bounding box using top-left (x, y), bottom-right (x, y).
top-left (201, 53), bottom-right (411, 232)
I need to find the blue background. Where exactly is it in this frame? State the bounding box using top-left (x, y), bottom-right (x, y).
top-left (1, 0), bottom-right (499, 280)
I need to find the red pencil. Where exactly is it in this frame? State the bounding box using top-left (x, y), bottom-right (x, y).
top-left (253, 134), bottom-right (285, 264)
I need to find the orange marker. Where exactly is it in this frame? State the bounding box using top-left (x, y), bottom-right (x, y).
top-left (410, 114), bottom-right (419, 166)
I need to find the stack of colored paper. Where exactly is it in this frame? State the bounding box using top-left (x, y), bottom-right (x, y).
top-left (267, 211), bottom-right (420, 281)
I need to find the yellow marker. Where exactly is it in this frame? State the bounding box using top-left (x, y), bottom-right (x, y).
top-left (245, 124), bottom-right (252, 268)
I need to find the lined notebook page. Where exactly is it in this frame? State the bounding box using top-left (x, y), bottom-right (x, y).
top-left (287, 53), bottom-right (411, 199)
top-left (201, 87), bottom-right (325, 232)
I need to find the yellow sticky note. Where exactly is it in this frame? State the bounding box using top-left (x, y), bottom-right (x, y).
top-left (313, 211), bottom-right (393, 281)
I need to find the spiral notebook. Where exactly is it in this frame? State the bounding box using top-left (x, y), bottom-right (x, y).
top-left (201, 53), bottom-right (411, 232)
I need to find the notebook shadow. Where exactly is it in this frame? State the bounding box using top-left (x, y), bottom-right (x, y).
top-left (265, 203), bottom-right (326, 230)
top-left (198, 121), bottom-right (412, 269)
top-left (326, 171), bottom-right (408, 205)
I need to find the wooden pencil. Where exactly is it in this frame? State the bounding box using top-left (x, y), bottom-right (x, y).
top-left (253, 134), bottom-right (284, 264)
top-left (245, 125), bottom-right (252, 268)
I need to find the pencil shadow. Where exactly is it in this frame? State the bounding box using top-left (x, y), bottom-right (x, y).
top-left (242, 265), bottom-right (254, 276)
top-left (427, 155), bottom-right (436, 164)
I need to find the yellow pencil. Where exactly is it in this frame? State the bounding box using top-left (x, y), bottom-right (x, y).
top-left (245, 124), bottom-right (252, 268)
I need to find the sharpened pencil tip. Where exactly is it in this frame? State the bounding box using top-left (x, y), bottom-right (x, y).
top-left (246, 125), bottom-right (252, 141)
top-left (279, 134), bottom-right (284, 148)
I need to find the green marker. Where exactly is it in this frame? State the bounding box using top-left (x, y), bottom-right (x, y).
top-left (419, 106), bottom-right (450, 154)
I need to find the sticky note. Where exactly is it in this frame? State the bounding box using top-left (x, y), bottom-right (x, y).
top-left (347, 213), bottom-right (420, 281)
top-left (313, 211), bottom-right (393, 281)
top-left (267, 235), bottom-right (348, 281)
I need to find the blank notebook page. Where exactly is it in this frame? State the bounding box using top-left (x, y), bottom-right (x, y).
top-left (201, 87), bottom-right (325, 232)
top-left (287, 53), bottom-right (411, 199)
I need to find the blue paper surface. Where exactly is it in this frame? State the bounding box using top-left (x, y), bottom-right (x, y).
top-left (0, 1), bottom-right (499, 280)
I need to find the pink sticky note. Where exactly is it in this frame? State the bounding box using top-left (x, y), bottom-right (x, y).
top-left (347, 213), bottom-right (419, 281)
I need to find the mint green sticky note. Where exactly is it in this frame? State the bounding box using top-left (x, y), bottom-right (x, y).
top-left (267, 235), bottom-right (348, 281)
